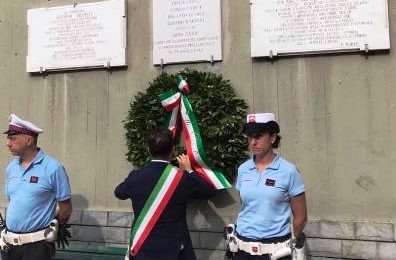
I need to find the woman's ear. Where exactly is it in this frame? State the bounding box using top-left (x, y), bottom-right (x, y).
top-left (271, 133), bottom-right (277, 144)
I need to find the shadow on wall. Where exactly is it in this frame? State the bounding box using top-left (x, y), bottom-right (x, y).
top-left (69, 194), bottom-right (105, 245)
top-left (71, 194), bottom-right (89, 209)
top-left (188, 189), bottom-right (237, 260)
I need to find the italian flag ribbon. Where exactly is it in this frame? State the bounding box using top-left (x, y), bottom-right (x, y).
top-left (127, 164), bottom-right (183, 256)
top-left (159, 75), bottom-right (231, 190)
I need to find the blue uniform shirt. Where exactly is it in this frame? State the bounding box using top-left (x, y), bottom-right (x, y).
top-left (235, 155), bottom-right (305, 239)
top-left (5, 149), bottom-right (71, 232)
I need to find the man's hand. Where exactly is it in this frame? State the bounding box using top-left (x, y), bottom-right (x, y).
top-left (55, 199), bottom-right (73, 249)
top-left (56, 223), bottom-right (72, 249)
top-left (176, 154), bottom-right (192, 172)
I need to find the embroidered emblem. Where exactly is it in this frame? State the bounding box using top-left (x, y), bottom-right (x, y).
top-left (265, 178), bottom-right (275, 186)
top-left (30, 176), bottom-right (39, 183)
top-left (248, 115), bottom-right (256, 122)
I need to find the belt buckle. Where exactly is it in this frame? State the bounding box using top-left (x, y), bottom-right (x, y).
top-left (15, 235), bottom-right (22, 246)
top-left (9, 234), bottom-right (21, 246)
top-left (249, 242), bottom-right (261, 255)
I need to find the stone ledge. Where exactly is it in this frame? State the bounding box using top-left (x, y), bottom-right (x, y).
top-left (187, 213), bottom-right (233, 232)
top-left (27, 208), bottom-right (396, 244)
top-left (72, 225), bottom-right (128, 244)
top-left (46, 209), bottom-right (396, 260)
top-left (108, 211), bottom-right (133, 228)
top-left (69, 210), bottom-right (82, 225)
top-left (62, 230), bottom-right (396, 260)
top-left (81, 211), bottom-right (108, 226)
top-left (378, 242), bottom-right (396, 260)
top-left (307, 238), bottom-right (342, 258)
top-left (355, 222), bottom-right (393, 242)
top-left (319, 220), bottom-right (355, 240)
top-left (341, 240), bottom-right (377, 259)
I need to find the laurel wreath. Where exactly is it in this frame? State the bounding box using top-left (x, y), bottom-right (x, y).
top-left (124, 69), bottom-right (248, 181)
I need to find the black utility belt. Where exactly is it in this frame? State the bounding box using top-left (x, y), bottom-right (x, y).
top-left (236, 233), bottom-right (291, 244)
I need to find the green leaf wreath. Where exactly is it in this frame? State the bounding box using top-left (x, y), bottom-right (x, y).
top-left (124, 69), bottom-right (248, 182)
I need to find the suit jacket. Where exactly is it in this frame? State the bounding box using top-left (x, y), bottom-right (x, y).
top-left (114, 161), bottom-right (216, 260)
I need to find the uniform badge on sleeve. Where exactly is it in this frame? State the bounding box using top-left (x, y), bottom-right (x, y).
top-left (30, 176), bottom-right (39, 183)
top-left (265, 178), bottom-right (275, 186)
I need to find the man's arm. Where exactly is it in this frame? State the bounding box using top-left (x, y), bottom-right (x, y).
top-left (290, 192), bottom-right (307, 239)
top-left (177, 154), bottom-right (216, 199)
top-left (188, 172), bottom-right (216, 199)
top-left (57, 199), bottom-right (72, 224)
top-left (114, 173), bottom-right (134, 200)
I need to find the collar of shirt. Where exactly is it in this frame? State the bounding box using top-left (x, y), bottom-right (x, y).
top-left (16, 148), bottom-right (45, 166)
top-left (248, 154), bottom-right (280, 171)
top-left (151, 159), bottom-right (170, 163)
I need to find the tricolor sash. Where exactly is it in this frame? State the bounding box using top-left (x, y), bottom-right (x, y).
top-left (160, 75), bottom-right (231, 190)
top-left (127, 164), bottom-right (183, 256)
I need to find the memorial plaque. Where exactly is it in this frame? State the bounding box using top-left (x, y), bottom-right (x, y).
top-left (251, 0), bottom-right (390, 57)
top-left (26, 0), bottom-right (126, 72)
top-left (153, 0), bottom-right (222, 65)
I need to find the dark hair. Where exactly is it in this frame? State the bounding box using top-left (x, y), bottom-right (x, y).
top-left (259, 130), bottom-right (281, 149)
top-left (148, 129), bottom-right (174, 158)
top-left (247, 124), bottom-right (282, 148)
top-left (264, 121), bottom-right (281, 148)
top-left (244, 121), bottom-right (280, 135)
top-left (272, 134), bottom-right (281, 149)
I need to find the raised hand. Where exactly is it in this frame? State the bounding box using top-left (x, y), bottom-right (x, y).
top-left (176, 154), bottom-right (192, 173)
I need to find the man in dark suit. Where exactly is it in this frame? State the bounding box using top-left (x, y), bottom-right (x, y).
top-left (115, 129), bottom-right (215, 260)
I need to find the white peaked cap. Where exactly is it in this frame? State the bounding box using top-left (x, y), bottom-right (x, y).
top-left (4, 114), bottom-right (43, 137)
top-left (246, 113), bottom-right (278, 123)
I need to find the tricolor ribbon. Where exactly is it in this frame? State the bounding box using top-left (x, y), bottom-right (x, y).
top-left (125, 76), bottom-right (231, 257)
top-left (160, 75), bottom-right (231, 190)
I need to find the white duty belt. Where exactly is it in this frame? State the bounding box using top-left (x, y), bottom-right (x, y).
top-left (2, 219), bottom-right (58, 246)
top-left (3, 229), bottom-right (47, 246)
top-left (224, 223), bottom-right (293, 259)
top-left (237, 237), bottom-right (291, 256)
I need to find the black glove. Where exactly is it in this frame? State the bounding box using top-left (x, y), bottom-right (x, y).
top-left (56, 223), bottom-right (72, 249)
top-left (0, 213), bottom-right (6, 232)
top-left (295, 232), bottom-right (306, 249)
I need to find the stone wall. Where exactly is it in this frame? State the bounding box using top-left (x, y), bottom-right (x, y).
top-left (1, 0), bottom-right (396, 259)
top-left (1, 206), bottom-right (395, 259)
top-left (67, 209), bottom-right (396, 260)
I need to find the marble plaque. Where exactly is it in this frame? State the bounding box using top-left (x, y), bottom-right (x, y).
top-left (251, 0), bottom-right (390, 57)
top-left (153, 0), bottom-right (222, 65)
top-left (27, 0), bottom-right (127, 72)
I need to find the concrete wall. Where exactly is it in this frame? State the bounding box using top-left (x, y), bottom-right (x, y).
top-left (1, 0), bottom-right (396, 258)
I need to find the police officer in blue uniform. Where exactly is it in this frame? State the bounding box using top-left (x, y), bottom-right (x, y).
top-left (1, 114), bottom-right (72, 260)
top-left (233, 113), bottom-right (307, 260)
top-left (114, 129), bottom-right (215, 260)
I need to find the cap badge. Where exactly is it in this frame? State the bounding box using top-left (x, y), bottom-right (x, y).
top-left (248, 115), bottom-right (256, 122)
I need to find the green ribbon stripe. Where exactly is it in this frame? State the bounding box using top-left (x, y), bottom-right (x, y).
top-left (181, 95), bottom-right (231, 188)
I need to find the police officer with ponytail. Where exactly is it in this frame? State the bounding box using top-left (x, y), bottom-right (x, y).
top-left (227, 113), bottom-right (307, 260)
